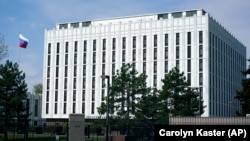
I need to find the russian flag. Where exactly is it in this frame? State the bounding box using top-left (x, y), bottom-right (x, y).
top-left (19, 34), bottom-right (29, 48)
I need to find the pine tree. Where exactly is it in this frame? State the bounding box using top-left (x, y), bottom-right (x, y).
top-left (0, 60), bottom-right (28, 141)
top-left (235, 59), bottom-right (250, 116)
top-left (158, 67), bottom-right (204, 123)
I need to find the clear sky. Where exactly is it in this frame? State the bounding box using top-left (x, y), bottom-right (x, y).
top-left (0, 0), bottom-right (249, 92)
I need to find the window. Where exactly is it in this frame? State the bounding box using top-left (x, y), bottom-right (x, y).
top-left (83, 53), bottom-right (86, 64)
top-left (65, 42), bottom-right (68, 53)
top-left (54, 103), bottom-right (57, 114)
top-left (186, 10), bottom-right (197, 17)
top-left (82, 90), bottom-right (85, 101)
top-left (122, 37), bottom-right (126, 49)
top-left (158, 13), bottom-right (168, 19)
top-left (176, 33), bottom-right (180, 45)
top-left (72, 103), bottom-right (76, 113)
top-left (199, 73), bottom-right (203, 85)
top-left (71, 22), bottom-right (79, 28)
top-left (153, 75), bottom-right (157, 87)
top-left (133, 50), bottom-right (136, 61)
top-left (199, 31), bottom-right (203, 44)
top-left (122, 50), bottom-right (126, 62)
top-left (143, 62), bottom-right (146, 73)
top-left (187, 46), bottom-right (191, 58)
top-left (73, 78), bottom-right (76, 89)
top-left (102, 52), bottom-right (106, 63)
top-left (46, 103), bottom-right (49, 114)
top-left (103, 39), bottom-right (106, 50)
top-left (112, 38), bottom-right (116, 50)
top-left (154, 62), bottom-right (157, 73)
top-left (176, 60), bottom-right (179, 69)
top-left (82, 21), bottom-right (91, 27)
top-left (56, 55), bottom-right (59, 65)
top-left (47, 79), bottom-right (50, 90)
top-left (92, 90), bottom-right (95, 101)
top-left (84, 40), bottom-right (87, 52)
top-left (112, 64), bottom-right (115, 75)
top-left (92, 65), bottom-right (96, 76)
top-left (63, 103), bottom-right (67, 114)
top-left (91, 102), bottom-right (95, 114)
top-left (199, 59), bottom-right (203, 71)
top-left (48, 43), bottom-right (51, 54)
top-left (55, 91), bottom-right (58, 102)
top-left (56, 67), bottom-right (59, 77)
top-left (102, 64), bottom-right (105, 75)
top-left (133, 36), bottom-right (136, 48)
top-left (47, 55), bottom-right (51, 66)
top-left (172, 12), bottom-right (182, 18)
top-left (176, 47), bottom-right (179, 59)
top-left (59, 24), bottom-right (68, 29)
top-left (154, 48), bottom-right (157, 60)
top-left (56, 43), bottom-right (60, 53)
top-left (199, 45), bottom-right (203, 57)
top-left (82, 78), bottom-right (86, 89)
top-left (187, 32), bottom-right (191, 45)
top-left (154, 35), bottom-right (157, 47)
top-left (46, 91), bottom-right (49, 102)
top-left (47, 67), bottom-right (50, 78)
top-left (65, 66), bottom-right (68, 77)
top-left (82, 65), bottom-right (86, 76)
top-left (64, 91), bottom-right (67, 101)
top-left (93, 40), bottom-right (96, 51)
top-left (165, 47), bottom-right (168, 59)
top-left (93, 52), bottom-right (96, 64)
top-left (55, 79), bottom-right (58, 90)
top-left (92, 77), bottom-right (95, 88)
top-left (165, 61), bottom-right (168, 73)
top-left (165, 34), bottom-right (168, 46)
top-left (143, 36), bottom-right (147, 48)
top-left (112, 51), bottom-right (116, 62)
top-left (73, 90), bottom-right (76, 101)
top-left (187, 73), bottom-right (191, 85)
top-left (34, 99), bottom-right (38, 117)
top-left (74, 41), bottom-right (78, 52)
top-left (74, 66), bottom-right (77, 77)
top-left (65, 54), bottom-right (68, 65)
top-left (187, 60), bottom-right (191, 72)
top-left (143, 49), bottom-right (146, 61)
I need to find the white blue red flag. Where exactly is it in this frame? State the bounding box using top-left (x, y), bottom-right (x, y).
top-left (19, 34), bottom-right (29, 48)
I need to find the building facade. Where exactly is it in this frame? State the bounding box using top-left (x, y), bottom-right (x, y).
top-left (42, 9), bottom-right (246, 120)
top-left (26, 92), bottom-right (44, 126)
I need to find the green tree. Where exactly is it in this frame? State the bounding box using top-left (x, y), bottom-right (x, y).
top-left (0, 33), bottom-right (8, 61)
top-left (134, 88), bottom-right (160, 126)
top-left (97, 63), bottom-right (149, 133)
top-left (158, 67), bottom-right (204, 123)
top-left (0, 60), bottom-right (28, 141)
top-left (33, 83), bottom-right (43, 94)
top-left (235, 59), bottom-right (250, 116)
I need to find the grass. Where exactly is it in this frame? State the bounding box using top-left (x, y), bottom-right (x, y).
top-left (0, 133), bottom-right (105, 141)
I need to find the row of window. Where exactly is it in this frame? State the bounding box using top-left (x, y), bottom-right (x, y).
top-left (45, 32), bottom-right (205, 115)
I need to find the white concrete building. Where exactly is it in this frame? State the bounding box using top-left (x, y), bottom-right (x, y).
top-left (42, 9), bottom-right (246, 120)
top-left (26, 92), bottom-right (44, 126)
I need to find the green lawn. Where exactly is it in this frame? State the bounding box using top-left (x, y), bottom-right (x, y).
top-left (0, 133), bottom-right (105, 141)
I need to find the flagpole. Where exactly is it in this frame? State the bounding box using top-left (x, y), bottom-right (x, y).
top-left (18, 33), bottom-right (20, 66)
top-left (18, 43), bottom-right (20, 65)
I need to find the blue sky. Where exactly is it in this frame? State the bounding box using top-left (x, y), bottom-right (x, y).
top-left (1, 0), bottom-right (250, 92)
